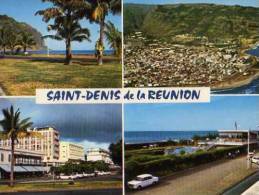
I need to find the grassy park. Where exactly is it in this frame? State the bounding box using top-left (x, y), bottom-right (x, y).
top-left (0, 57), bottom-right (121, 95)
top-left (0, 0), bottom-right (122, 95)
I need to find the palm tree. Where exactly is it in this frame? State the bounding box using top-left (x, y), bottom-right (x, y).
top-left (104, 21), bottom-right (121, 57)
top-left (0, 106), bottom-right (33, 186)
top-left (36, 0), bottom-right (91, 65)
top-left (19, 32), bottom-right (36, 53)
top-left (88, 0), bottom-right (121, 65)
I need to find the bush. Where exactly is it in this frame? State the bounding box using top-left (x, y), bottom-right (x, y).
top-left (125, 146), bottom-right (245, 181)
top-left (52, 161), bottom-right (110, 175)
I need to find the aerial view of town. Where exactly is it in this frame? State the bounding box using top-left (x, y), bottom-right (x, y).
top-left (124, 96), bottom-right (259, 195)
top-left (0, 98), bottom-right (122, 195)
top-left (124, 0), bottom-right (259, 94)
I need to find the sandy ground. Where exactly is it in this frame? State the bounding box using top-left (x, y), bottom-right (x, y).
top-left (127, 156), bottom-right (257, 195)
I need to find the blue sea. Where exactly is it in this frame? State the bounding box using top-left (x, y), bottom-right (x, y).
top-left (213, 46), bottom-right (259, 94)
top-left (125, 130), bottom-right (217, 144)
top-left (28, 50), bottom-right (114, 55)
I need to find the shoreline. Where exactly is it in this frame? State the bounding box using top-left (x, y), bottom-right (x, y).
top-left (211, 70), bottom-right (259, 91)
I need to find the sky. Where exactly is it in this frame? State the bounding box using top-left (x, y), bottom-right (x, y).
top-left (0, 98), bottom-right (122, 151)
top-left (0, 0), bottom-right (121, 50)
top-left (124, 0), bottom-right (259, 7)
top-left (125, 96), bottom-right (259, 132)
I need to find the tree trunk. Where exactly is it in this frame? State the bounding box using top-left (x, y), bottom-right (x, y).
top-left (65, 39), bottom-right (72, 65)
top-left (10, 138), bottom-right (15, 187)
top-left (3, 46), bottom-right (5, 56)
top-left (98, 18), bottom-right (105, 65)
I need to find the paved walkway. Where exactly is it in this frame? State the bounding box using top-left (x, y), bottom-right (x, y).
top-left (0, 86), bottom-right (5, 96)
top-left (127, 156), bottom-right (257, 195)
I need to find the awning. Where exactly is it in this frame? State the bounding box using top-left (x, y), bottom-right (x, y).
top-left (0, 165), bottom-right (27, 173)
top-left (0, 165), bottom-right (46, 173)
top-left (23, 166), bottom-right (41, 172)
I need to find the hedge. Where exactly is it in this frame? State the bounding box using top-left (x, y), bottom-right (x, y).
top-left (125, 146), bottom-right (245, 181)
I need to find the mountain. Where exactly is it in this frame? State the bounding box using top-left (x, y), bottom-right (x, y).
top-left (124, 3), bottom-right (259, 42)
top-left (0, 15), bottom-right (46, 49)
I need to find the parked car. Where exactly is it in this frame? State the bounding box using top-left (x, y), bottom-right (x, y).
top-left (75, 173), bottom-right (84, 178)
top-left (128, 174), bottom-right (159, 190)
top-left (59, 174), bottom-right (78, 180)
top-left (83, 172), bottom-right (95, 177)
top-left (251, 156), bottom-right (259, 164)
top-left (247, 152), bottom-right (255, 160)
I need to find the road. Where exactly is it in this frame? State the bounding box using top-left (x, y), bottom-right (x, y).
top-left (0, 189), bottom-right (122, 195)
top-left (127, 156), bottom-right (257, 195)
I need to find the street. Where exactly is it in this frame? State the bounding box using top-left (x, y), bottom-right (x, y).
top-left (0, 189), bottom-right (122, 195)
top-left (127, 156), bottom-right (257, 195)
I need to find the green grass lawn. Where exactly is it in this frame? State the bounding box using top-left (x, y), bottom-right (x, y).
top-left (0, 181), bottom-right (122, 192)
top-left (0, 58), bottom-right (122, 95)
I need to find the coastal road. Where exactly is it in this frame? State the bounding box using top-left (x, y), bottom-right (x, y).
top-left (127, 156), bottom-right (257, 195)
top-left (0, 189), bottom-right (122, 195)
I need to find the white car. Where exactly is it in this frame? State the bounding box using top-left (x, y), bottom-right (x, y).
top-left (75, 173), bottom-right (84, 178)
top-left (128, 174), bottom-right (159, 190)
top-left (251, 156), bottom-right (259, 164)
top-left (83, 173), bottom-right (95, 177)
top-left (59, 174), bottom-right (77, 180)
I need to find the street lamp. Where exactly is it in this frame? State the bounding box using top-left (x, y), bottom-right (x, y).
top-left (247, 129), bottom-right (251, 169)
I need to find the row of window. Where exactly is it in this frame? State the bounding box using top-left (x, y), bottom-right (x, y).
top-left (0, 153), bottom-right (11, 162)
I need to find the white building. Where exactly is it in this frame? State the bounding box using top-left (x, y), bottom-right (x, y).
top-left (59, 141), bottom-right (85, 163)
top-left (0, 126), bottom-right (60, 166)
top-left (35, 127), bottom-right (60, 166)
top-left (199, 130), bottom-right (259, 147)
top-left (0, 144), bottom-right (46, 179)
top-left (216, 130), bottom-right (259, 146)
top-left (87, 148), bottom-right (113, 165)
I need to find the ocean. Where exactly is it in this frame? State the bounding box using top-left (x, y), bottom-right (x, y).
top-left (247, 46), bottom-right (259, 57)
top-left (125, 130), bottom-right (217, 144)
top-left (28, 50), bottom-right (114, 55)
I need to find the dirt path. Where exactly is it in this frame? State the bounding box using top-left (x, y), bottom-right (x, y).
top-left (127, 156), bottom-right (257, 195)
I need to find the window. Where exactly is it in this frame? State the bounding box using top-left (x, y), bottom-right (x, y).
top-left (1, 153), bottom-right (4, 162)
top-left (8, 154), bottom-right (11, 162)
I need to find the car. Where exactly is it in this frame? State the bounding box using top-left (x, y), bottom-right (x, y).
top-left (75, 173), bottom-right (84, 178)
top-left (251, 156), bottom-right (259, 164)
top-left (59, 174), bottom-right (77, 180)
top-left (128, 174), bottom-right (159, 190)
top-left (247, 152), bottom-right (255, 160)
top-left (83, 172), bottom-right (95, 177)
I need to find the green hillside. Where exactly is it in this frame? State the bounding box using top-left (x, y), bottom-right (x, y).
top-left (0, 15), bottom-right (45, 49)
top-left (124, 3), bottom-right (259, 42)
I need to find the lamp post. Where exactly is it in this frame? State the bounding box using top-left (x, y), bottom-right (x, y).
top-left (247, 129), bottom-right (251, 169)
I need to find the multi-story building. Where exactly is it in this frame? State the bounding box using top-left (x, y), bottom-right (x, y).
top-left (0, 126), bottom-right (62, 178)
top-left (0, 144), bottom-right (45, 179)
top-left (59, 141), bottom-right (85, 164)
top-left (35, 127), bottom-right (60, 166)
top-left (87, 148), bottom-right (113, 164)
top-left (0, 126), bottom-right (60, 166)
